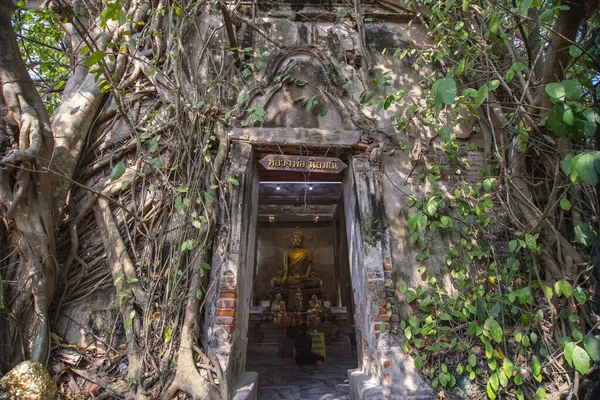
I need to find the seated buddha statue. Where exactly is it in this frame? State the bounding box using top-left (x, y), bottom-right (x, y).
top-left (307, 294), bottom-right (323, 315)
top-left (283, 227), bottom-right (313, 281)
top-left (270, 227), bottom-right (323, 307)
top-left (271, 293), bottom-right (286, 319)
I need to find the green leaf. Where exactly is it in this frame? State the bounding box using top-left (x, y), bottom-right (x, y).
top-left (562, 154), bottom-right (574, 176)
top-left (417, 213), bottom-right (428, 231)
top-left (127, 278), bottom-right (138, 284)
top-left (484, 318), bottom-right (503, 343)
top-left (574, 286), bottom-right (586, 304)
top-left (506, 69), bottom-right (515, 83)
top-left (196, 289), bottom-right (203, 300)
top-left (489, 14), bottom-right (500, 33)
top-left (125, 310), bottom-right (135, 329)
top-left (483, 179), bottom-right (492, 191)
top-left (85, 50), bottom-right (105, 67)
top-left (555, 280), bottom-right (572, 297)
top-left (201, 262), bottom-right (211, 270)
top-left (569, 45), bottom-right (583, 58)
top-left (584, 334), bottom-right (600, 361)
top-left (545, 82), bottom-right (566, 101)
top-left (229, 177), bottom-right (240, 186)
top-left (437, 77), bottom-right (457, 105)
top-left (475, 85), bottom-right (488, 107)
top-left (563, 80), bottom-right (582, 100)
top-left (524, 234), bottom-right (537, 250)
top-left (427, 197), bottom-right (438, 216)
top-left (489, 373), bottom-right (499, 391)
top-left (560, 198), bottom-right (571, 211)
top-left (440, 125), bottom-right (453, 143)
top-left (439, 371), bottom-right (449, 387)
top-left (574, 222), bottom-right (594, 246)
top-left (565, 341), bottom-right (575, 365)
top-left (518, 0), bottom-right (532, 15)
top-left (508, 240), bottom-right (518, 252)
top-left (563, 108), bottom-right (575, 125)
top-left (149, 135), bottom-right (160, 153)
top-left (438, 312), bottom-right (451, 320)
top-left (110, 161), bottom-right (127, 181)
top-left (532, 356), bottom-right (542, 382)
top-left (503, 357), bottom-right (516, 377)
top-left (485, 341), bottom-right (493, 359)
top-left (408, 214), bottom-right (418, 233)
top-left (535, 310), bottom-right (543, 323)
top-left (531, 332), bottom-right (538, 344)
top-left (165, 325), bottom-right (172, 342)
top-left (535, 388), bottom-right (547, 400)
top-left (486, 380), bottom-right (497, 400)
top-left (468, 353), bottom-right (477, 367)
top-left (414, 355), bottom-right (423, 370)
top-left (114, 273), bottom-right (125, 286)
top-left (541, 282), bottom-right (553, 299)
top-left (539, 9), bottom-right (554, 22)
top-left (513, 374), bottom-right (524, 385)
top-left (497, 369), bottom-right (507, 387)
top-left (573, 152), bottom-right (598, 186)
top-left (204, 192), bottom-right (214, 202)
top-left (440, 215), bottom-right (453, 228)
top-left (572, 345), bottom-right (590, 374)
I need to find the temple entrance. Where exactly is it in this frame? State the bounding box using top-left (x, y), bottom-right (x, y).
top-left (203, 128), bottom-right (411, 399)
top-left (244, 153), bottom-right (358, 398)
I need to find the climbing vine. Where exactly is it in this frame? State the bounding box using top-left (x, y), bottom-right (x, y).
top-left (370, 0), bottom-right (600, 397)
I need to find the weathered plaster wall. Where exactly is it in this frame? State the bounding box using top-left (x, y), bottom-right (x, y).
top-left (204, 141), bottom-right (258, 395)
top-left (253, 225), bottom-right (337, 304)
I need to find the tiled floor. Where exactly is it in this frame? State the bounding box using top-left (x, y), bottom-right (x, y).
top-left (245, 344), bottom-right (358, 400)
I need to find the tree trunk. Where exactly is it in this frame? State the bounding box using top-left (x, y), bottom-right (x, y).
top-left (0, 1), bottom-right (57, 369)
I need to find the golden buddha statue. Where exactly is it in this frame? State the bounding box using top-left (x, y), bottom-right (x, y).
top-left (270, 227), bottom-right (323, 312)
top-left (271, 293), bottom-right (286, 319)
top-left (307, 294), bottom-right (323, 314)
top-left (283, 227), bottom-right (313, 280)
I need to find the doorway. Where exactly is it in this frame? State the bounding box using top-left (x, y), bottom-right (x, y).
top-left (246, 155), bottom-right (357, 398)
top-left (203, 130), bottom-right (398, 399)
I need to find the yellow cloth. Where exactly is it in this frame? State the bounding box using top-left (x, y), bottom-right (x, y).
top-left (286, 248), bottom-right (312, 277)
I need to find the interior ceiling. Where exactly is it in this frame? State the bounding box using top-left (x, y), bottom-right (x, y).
top-left (256, 147), bottom-right (345, 223)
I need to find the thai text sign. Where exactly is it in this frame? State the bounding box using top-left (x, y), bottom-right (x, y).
top-left (309, 331), bottom-right (326, 358)
top-left (259, 155), bottom-right (346, 174)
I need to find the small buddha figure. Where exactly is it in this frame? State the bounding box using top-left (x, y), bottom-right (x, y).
top-left (294, 288), bottom-right (303, 313)
top-left (307, 294), bottom-right (323, 314)
top-left (270, 269), bottom-right (285, 288)
top-left (271, 293), bottom-right (286, 320)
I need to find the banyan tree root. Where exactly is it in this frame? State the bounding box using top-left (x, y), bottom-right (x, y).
top-left (165, 127), bottom-right (229, 400)
top-left (94, 197), bottom-right (147, 400)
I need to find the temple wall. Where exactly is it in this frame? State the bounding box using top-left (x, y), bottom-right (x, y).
top-left (253, 225), bottom-right (336, 305)
top-left (190, 4), bottom-right (483, 399)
